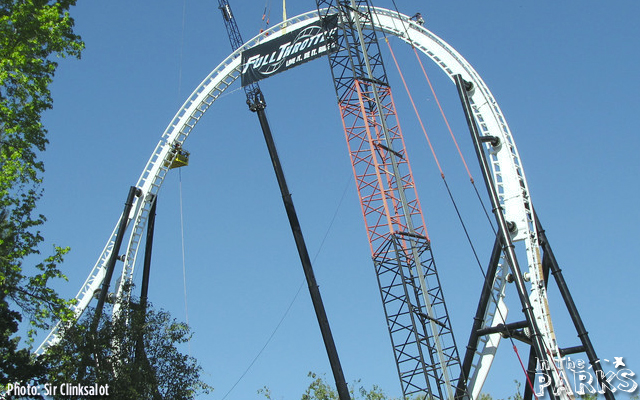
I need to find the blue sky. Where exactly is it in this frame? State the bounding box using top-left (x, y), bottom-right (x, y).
top-left (37, 1), bottom-right (639, 399)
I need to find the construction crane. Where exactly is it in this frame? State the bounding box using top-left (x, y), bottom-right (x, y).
top-left (218, 0), bottom-right (262, 108)
top-left (216, 2), bottom-right (351, 399)
top-left (313, 1), bottom-right (463, 399)
top-left (34, 5), bottom-right (614, 400)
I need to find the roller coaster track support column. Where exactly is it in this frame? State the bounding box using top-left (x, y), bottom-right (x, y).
top-left (91, 185), bottom-right (141, 331)
top-left (455, 74), bottom-right (562, 400)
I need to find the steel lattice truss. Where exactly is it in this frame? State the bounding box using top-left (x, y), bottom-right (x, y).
top-left (375, 233), bottom-right (460, 399)
top-left (340, 82), bottom-right (425, 253)
top-left (316, 1), bottom-right (462, 398)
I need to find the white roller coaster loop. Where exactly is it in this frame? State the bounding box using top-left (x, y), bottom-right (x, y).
top-left (37, 7), bottom-right (568, 399)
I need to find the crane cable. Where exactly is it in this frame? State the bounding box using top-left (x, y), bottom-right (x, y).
top-left (177, 0), bottom-right (187, 101)
top-left (410, 45), bottom-right (496, 234)
top-left (177, 0), bottom-right (191, 355)
top-left (178, 168), bottom-right (191, 355)
top-left (381, 12), bottom-right (540, 396)
top-left (384, 36), bottom-right (484, 272)
top-left (514, 345), bottom-right (540, 400)
top-left (380, 0), bottom-right (496, 234)
top-left (385, 38), bottom-right (443, 177)
top-left (413, 45), bottom-right (473, 182)
top-left (220, 174), bottom-right (353, 400)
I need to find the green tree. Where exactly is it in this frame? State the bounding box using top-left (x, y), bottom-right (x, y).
top-left (508, 381), bottom-right (523, 400)
top-left (0, 294), bottom-right (46, 388)
top-left (259, 372), bottom-right (399, 400)
top-left (43, 299), bottom-right (212, 399)
top-left (0, 0), bottom-right (83, 388)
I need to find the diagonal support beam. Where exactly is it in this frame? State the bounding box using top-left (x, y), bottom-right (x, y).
top-left (454, 74), bottom-right (562, 400)
top-left (533, 209), bottom-right (615, 400)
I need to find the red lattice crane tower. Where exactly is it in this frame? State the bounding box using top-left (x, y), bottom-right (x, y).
top-left (315, 2), bottom-right (462, 399)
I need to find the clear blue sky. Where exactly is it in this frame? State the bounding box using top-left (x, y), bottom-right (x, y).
top-left (38, 1), bottom-right (639, 399)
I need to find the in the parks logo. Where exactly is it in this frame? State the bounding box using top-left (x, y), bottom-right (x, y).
top-left (535, 356), bottom-right (637, 397)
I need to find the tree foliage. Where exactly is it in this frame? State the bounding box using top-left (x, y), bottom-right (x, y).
top-left (259, 373), bottom-right (533, 400)
top-left (0, 297), bottom-right (46, 388)
top-left (259, 372), bottom-right (399, 400)
top-left (0, 0), bottom-right (83, 388)
top-left (1, 0), bottom-right (83, 323)
top-left (43, 299), bottom-right (212, 399)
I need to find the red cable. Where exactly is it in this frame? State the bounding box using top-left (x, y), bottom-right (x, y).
top-left (513, 345), bottom-right (540, 400)
top-left (385, 38), bottom-right (444, 179)
top-left (412, 46), bottom-right (475, 184)
top-left (544, 346), bottom-right (572, 396)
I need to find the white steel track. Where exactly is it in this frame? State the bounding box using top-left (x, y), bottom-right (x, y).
top-left (37, 7), bottom-right (568, 399)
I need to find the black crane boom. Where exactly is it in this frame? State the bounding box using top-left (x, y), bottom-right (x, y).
top-left (217, 0), bottom-right (262, 107)
top-left (215, 3), bottom-right (351, 399)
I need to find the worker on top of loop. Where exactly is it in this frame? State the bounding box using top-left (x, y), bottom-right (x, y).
top-left (410, 12), bottom-right (424, 26)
